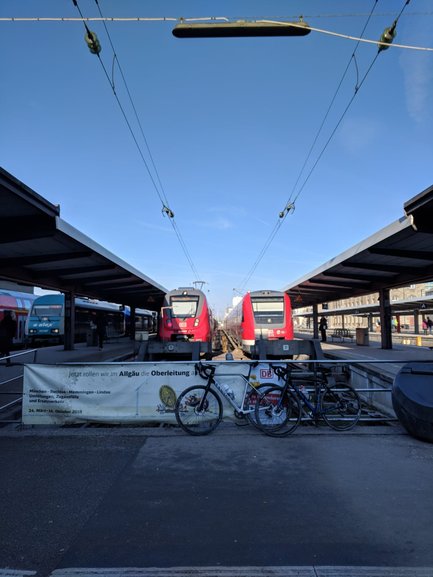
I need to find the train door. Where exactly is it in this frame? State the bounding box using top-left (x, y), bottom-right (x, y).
top-left (15, 313), bottom-right (26, 345)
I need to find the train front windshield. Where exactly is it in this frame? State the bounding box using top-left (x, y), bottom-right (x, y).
top-left (31, 304), bottom-right (63, 318)
top-left (170, 296), bottom-right (199, 318)
top-left (251, 297), bottom-right (284, 325)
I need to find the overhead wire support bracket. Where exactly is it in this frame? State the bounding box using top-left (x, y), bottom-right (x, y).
top-left (162, 205), bottom-right (175, 218)
top-left (71, 0), bottom-right (200, 282)
top-left (279, 202), bottom-right (295, 219)
top-left (111, 54), bottom-right (117, 92)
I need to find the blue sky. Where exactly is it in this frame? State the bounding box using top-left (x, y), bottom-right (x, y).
top-left (1, 0), bottom-right (433, 317)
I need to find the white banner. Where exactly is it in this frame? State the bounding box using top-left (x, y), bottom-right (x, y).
top-left (22, 362), bottom-right (280, 425)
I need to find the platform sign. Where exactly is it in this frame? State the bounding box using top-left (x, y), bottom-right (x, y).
top-left (22, 362), bottom-right (279, 425)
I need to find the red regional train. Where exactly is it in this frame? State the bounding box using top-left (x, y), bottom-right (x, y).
top-left (157, 287), bottom-right (214, 358)
top-left (0, 289), bottom-right (37, 346)
top-left (225, 290), bottom-right (293, 354)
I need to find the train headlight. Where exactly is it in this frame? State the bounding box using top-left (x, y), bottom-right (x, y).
top-left (51, 328), bottom-right (59, 334)
top-left (194, 319), bottom-right (200, 327)
top-left (29, 329), bottom-right (37, 334)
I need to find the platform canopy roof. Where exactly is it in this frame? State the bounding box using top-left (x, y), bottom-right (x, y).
top-left (284, 183), bottom-right (433, 310)
top-left (0, 168), bottom-right (167, 311)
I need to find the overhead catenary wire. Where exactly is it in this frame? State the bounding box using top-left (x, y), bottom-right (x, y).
top-left (237, 0), bottom-right (412, 294)
top-left (238, 3), bottom-right (379, 294)
top-left (72, 0), bottom-right (165, 206)
top-left (290, 0), bottom-right (411, 208)
top-left (92, 0), bottom-right (170, 210)
top-left (71, 0), bottom-right (201, 281)
top-left (3, 13), bottom-right (432, 52)
top-left (281, 0), bottom-right (379, 216)
top-left (238, 219), bottom-right (284, 294)
top-left (2, 9), bottom-right (432, 22)
top-left (4, 3), bottom-right (422, 296)
top-left (257, 9), bottom-right (428, 51)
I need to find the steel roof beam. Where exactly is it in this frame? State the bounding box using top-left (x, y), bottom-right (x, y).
top-left (82, 275), bottom-right (134, 287)
top-left (0, 216), bottom-right (56, 243)
top-left (289, 287), bottom-right (333, 294)
top-left (0, 168), bottom-right (61, 217)
top-left (101, 284), bottom-right (155, 293)
top-left (31, 265), bottom-right (115, 278)
top-left (308, 278), bottom-right (371, 288)
top-left (369, 247), bottom-right (433, 260)
top-left (341, 262), bottom-right (418, 273)
top-left (0, 251), bottom-right (93, 267)
top-left (322, 271), bottom-right (383, 283)
top-left (111, 284), bottom-right (155, 292)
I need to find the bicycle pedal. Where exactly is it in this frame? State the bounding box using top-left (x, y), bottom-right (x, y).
top-left (235, 420), bottom-right (250, 427)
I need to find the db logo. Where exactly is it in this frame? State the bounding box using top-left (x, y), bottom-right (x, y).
top-left (260, 369), bottom-right (273, 379)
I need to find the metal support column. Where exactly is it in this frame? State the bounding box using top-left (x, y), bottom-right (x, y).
top-left (312, 304), bottom-right (319, 340)
top-left (379, 287), bottom-right (392, 349)
top-left (130, 306), bottom-right (136, 339)
top-left (414, 310), bottom-right (419, 335)
top-left (64, 291), bottom-right (75, 351)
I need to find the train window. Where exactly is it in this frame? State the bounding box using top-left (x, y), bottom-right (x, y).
top-left (170, 296), bottom-right (199, 318)
top-left (251, 297), bottom-right (284, 324)
top-left (32, 304), bottom-right (62, 317)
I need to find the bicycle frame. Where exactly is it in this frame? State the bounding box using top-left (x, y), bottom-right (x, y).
top-left (285, 378), bottom-right (324, 421)
top-left (196, 362), bottom-right (263, 417)
top-left (269, 362), bottom-right (328, 419)
top-left (271, 363), bottom-right (358, 424)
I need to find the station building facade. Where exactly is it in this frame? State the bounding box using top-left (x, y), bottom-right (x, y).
top-left (294, 281), bottom-right (433, 334)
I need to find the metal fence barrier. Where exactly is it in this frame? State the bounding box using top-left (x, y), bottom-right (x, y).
top-left (0, 349), bottom-right (38, 424)
top-left (2, 355), bottom-right (431, 427)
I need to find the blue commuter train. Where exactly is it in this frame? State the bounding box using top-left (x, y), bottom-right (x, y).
top-left (25, 294), bottom-right (157, 345)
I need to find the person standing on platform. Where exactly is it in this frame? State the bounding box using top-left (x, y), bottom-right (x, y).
top-left (319, 316), bottom-right (328, 343)
top-left (422, 319), bottom-right (428, 335)
top-left (0, 310), bottom-right (17, 365)
top-left (427, 317), bottom-right (433, 335)
top-left (95, 312), bottom-right (107, 350)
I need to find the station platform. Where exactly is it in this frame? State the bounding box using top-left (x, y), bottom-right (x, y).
top-left (6, 335), bottom-right (431, 376)
top-left (3, 337), bottom-right (138, 367)
top-left (295, 331), bottom-right (433, 381)
top-left (1, 339), bottom-right (433, 575)
top-left (1, 418), bottom-right (433, 576)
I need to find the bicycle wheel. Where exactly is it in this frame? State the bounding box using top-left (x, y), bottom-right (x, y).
top-left (244, 383), bottom-right (275, 429)
top-left (254, 386), bottom-right (302, 436)
top-left (320, 384), bottom-right (361, 431)
top-left (175, 385), bottom-right (223, 435)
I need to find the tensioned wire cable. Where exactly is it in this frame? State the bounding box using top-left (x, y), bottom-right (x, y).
top-left (281, 0), bottom-right (379, 217)
top-left (237, 1), bottom-right (379, 294)
top-left (72, 0), bottom-right (201, 282)
top-left (238, 0), bottom-right (411, 294)
top-left (92, 0), bottom-right (200, 282)
top-left (93, 0), bottom-right (170, 209)
top-left (3, 10), bottom-right (432, 21)
top-left (3, 13), bottom-right (432, 52)
top-left (289, 0), bottom-right (411, 209)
